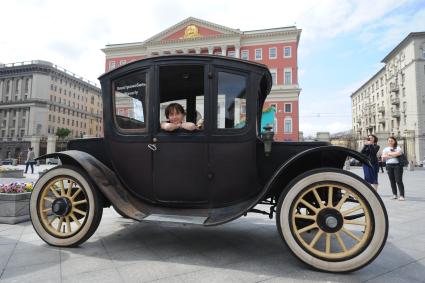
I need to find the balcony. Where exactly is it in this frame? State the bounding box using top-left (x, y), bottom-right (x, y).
top-left (366, 124), bottom-right (375, 130)
top-left (391, 110), bottom-right (401, 118)
top-left (377, 106), bottom-right (385, 113)
top-left (390, 85), bottom-right (399, 93)
top-left (391, 96), bottom-right (400, 105)
top-left (378, 117), bottom-right (386, 124)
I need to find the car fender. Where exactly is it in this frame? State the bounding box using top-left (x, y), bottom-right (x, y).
top-left (262, 145), bottom-right (371, 200)
top-left (36, 150), bottom-right (150, 220)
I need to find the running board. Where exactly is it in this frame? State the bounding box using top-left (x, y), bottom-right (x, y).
top-left (143, 214), bottom-right (207, 225)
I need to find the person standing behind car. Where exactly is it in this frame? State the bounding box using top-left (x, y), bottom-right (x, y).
top-left (382, 136), bottom-right (405, 201)
top-left (360, 135), bottom-right (380, 190)
top-left (25, 147), bottom-right (35, 174)
top-left (378, 155), bottom-right (385, 173)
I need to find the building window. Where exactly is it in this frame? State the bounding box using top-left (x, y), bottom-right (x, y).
top-left (284, 117), bottom-right (292, 133)
top-left (284, 68), bottom-right (292, 85)
top-left (15, 80), bottom-right (20, 94)
top-left (6, 80), bottom-right (11, 93)
top-left (24, 79), bottom-right (29, 93)
top-left (284, 46), bottom-right (292, 58)
top-left (227, 51), bottom-right (235, 57)
top-left (270, 69), bottom-right (277, 85)
top-left (119, 59), bottom-right (126, 66)
top-left (284, 103), bottom-right (292, 113)
top-left (241, 50), bottom-right (249, 60)
top-left (269, 47), bottom-right (277, 59)
top-left (255, 48), bottom-right (262, 60)
top-left (109, 61), bottom-right (116, 70)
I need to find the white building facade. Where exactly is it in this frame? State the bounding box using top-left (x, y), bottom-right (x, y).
top-left (0, 60), bottom-right (102, 160)
top-left (351, 32), bottom-right (425, 164)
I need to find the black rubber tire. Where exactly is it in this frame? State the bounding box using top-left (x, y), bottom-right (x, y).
top-left (30, 165), bottom-right (103, 247)
top-left (276, 168), bottom-right (388, 273)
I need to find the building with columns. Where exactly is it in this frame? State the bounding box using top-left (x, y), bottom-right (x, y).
top-left (351, 32), bottom-right (425, 165)
top-left (0, 60), bottom-right (102, 161)
top-left (102, 17), bottom-right (301, 141)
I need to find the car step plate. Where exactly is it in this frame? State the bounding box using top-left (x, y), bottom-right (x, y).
top-left (144, 214), bottom-right (207, 225)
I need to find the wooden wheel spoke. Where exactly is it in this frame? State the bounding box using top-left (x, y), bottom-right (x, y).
top-left (60, 180), bottom-right (66, 196)
top-left (65, 216), bottom-right (72, 233)
top-left (342, 227), bottom-right (362, 242)
top-left (50, 186), bottom-right (60, 198)
top-left (42, 207), bottom-right (52, 213)
top-left (300, 199), bottom-right (318, 214)
top-left (297, 223), bottom-right (318, 234)
top-left (72, 199), bottom-right (87, 206)
top-left (325, 233), bottom-right (331, 254)
top-left (335, 193), bottom-right (350, 210)
top-left (309, 230), bottom-right (323, 248)
top-left (294, 214), bottom-right (316, 220)
top-left (73, 208), bottom-right (87, 216)
top-left (71, 188), bottom-right (82, 200)
top-left (43, 197), bottom-right (55, 203)
top-left (66, 181), bottom-right (74, 197)
top-left (48, 216), bottom-right (58, 225)
top-left (69, 213), bottom-right (81, 227)
top-left (335, 232), bottom-right (347, 252)
top-left (342, 205), bottom-right (363, 216)
top-left (344, 220), bottom-right (367, 226)
top-left (327, 186), bottom-right (334, 207)
top-left (56, 217), bottom-right (64, 232)
top-left (312, 188), bottom-right (325, 208)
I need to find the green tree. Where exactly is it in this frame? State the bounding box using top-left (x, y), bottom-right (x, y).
top-left (56, 128), bottom-right (71, 139)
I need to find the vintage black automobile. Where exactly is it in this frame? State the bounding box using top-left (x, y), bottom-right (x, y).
top-left (30, 55), bottom-right (388, 272)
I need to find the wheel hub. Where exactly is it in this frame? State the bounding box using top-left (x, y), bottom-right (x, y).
top-left (52, 197), bottom-right (72, 216)
top-left (317, 208), bottom-right (343, 233)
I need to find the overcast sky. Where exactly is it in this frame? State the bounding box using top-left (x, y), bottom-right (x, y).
top-left (1, 0), bottom-right (424, 135)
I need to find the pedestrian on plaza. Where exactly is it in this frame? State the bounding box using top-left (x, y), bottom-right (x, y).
top-left (378, 155), bottom-right (385, 173)
top-left (24, 147), bottom-right (35, 174)
top-left (360, 134), bottom-right (380, 190)
top-left (382, 136), bottom-right (405, 201)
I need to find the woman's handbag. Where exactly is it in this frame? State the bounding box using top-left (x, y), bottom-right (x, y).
top-left (398, 153), bottom-right (409, 167)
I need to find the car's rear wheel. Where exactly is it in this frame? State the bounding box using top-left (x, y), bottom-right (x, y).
top-left (276, 168), bottom-right (388, 272)
top-left (30, 165), bottom-right (103, 247)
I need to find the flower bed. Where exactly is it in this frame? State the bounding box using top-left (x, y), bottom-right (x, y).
top-left (0, 183), bottom-right (34, 224)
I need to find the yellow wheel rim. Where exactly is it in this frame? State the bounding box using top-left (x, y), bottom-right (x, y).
top-left (290, 183), bottom-right (372, 260)
top-left (38, 177), bottom-right (89, 237)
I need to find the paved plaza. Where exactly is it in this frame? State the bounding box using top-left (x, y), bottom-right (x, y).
top-left (0, 167), bottom-right (424, 282)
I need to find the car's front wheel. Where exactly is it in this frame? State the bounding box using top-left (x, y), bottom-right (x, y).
top-left (30, 165), bottom-right (103, 247)
top-left (276, 168), bottom-right (388, 272)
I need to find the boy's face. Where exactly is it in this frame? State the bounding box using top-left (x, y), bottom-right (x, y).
top-left (168, 109), bottom-right (184, 124)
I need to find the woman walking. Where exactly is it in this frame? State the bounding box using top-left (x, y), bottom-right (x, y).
top-left (360, 135), bottom-right (380, 190)
top-left (382, 136), bottom-right (405, 201)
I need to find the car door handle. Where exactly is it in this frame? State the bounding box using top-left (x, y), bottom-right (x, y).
top-left (147, 144), bottom-right (157, 151)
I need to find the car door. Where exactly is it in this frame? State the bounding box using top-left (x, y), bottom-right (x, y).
top-left (151, 63), bottom-right (210, 205)
top-left (209, 68), bottom-right (261, 206)
top-left (103, 68), bottom-right (155, 202)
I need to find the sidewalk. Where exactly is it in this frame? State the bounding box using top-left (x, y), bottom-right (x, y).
top-left (0, 167), bottom-right (424, 282)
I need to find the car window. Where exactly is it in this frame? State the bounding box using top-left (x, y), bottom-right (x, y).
top-left (113, 71), bottom-right (147, 131)
top-left (159, 65), bottom-right (205, 131)
top-left (217, 71), bottom-right (247, 129)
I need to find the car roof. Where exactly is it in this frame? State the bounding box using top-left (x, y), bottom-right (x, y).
top-left (98, 54), bottom-right (272, 104)
top-left (99, 54), bottom-right (270, 78)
